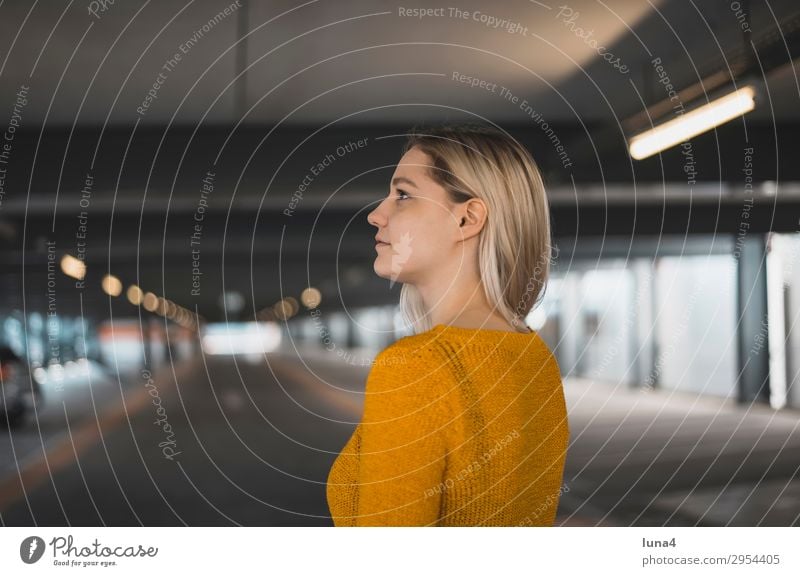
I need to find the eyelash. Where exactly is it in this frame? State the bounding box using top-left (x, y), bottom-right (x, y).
top-left (395, 189), bottom-right (411, 201)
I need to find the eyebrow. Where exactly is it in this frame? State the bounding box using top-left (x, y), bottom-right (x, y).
top-left (391, 176), bottom-right (418, 189)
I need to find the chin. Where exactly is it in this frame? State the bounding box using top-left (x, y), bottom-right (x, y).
top-left (372, 261), bottom-right (390, 279)
top-left (373, 270), bottom-right (396, 282)
top-left (373, 263), bottom-right (407, 284)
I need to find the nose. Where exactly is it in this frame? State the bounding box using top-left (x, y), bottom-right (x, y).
top-left (367, 199), bottom-right (389, 228)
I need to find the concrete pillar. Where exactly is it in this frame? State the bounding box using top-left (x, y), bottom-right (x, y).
top-left (736, 235), bottom-right (771, 404)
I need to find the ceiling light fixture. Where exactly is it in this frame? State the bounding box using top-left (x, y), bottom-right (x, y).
top-left (628, 85), bottom-right (756, 160)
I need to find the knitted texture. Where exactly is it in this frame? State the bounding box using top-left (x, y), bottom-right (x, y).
top-left (326, 324), bottom-right (569, 526)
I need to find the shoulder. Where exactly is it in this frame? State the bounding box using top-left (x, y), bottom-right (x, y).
top-left (536, 336), bottom-right (562, 376)
top-left (371, 330), bottom-right (462, 372)
top-left (364, 333), bottom-right (456, 400)
top-left (520, 332), bottom-right (563, 384)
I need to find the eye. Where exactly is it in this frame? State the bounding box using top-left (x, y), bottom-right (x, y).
top-left (395, 189), bottom-right (411, 201)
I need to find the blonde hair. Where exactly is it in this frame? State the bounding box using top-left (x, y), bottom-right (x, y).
top-left (398, 124), bottom-right (553, 334)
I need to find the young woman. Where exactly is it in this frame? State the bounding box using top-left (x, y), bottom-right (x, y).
top-left (326, 124), bottom-right (569, 526)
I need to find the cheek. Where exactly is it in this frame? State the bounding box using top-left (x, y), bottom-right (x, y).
top-left (396, 213), bottom-right (451, 260)
top-left (389, 201), bottom-right (454, 247)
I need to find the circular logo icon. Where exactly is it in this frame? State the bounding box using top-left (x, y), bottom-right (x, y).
top-left (20, 536), bottom-right (45, 564)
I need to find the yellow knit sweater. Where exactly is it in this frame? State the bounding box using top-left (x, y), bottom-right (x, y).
top-left (326, 323), bottom-right (569, 526)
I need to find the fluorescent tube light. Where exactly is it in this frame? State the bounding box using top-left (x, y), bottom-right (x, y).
top-left (629, 85), bottom-right (756, 160)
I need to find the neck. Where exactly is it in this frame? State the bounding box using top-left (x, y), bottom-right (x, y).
top-left (415, 267), bottom-right (508, 329)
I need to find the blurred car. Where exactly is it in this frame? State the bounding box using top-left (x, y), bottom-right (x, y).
top-left (0, 346), bottom-right (40, 428)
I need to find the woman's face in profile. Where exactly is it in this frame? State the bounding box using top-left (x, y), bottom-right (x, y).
top-left (368, 146), bottom-right (461, 285)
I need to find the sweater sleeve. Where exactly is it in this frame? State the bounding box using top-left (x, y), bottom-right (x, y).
top-left (353, 345), bottom-right (452, 526)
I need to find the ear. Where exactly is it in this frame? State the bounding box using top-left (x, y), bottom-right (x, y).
top-left (455, 198), bottom-right (488, 239)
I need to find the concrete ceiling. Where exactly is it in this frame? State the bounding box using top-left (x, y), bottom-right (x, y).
top-left (1, 0), bottom-right (797, 128)
top-left (1, 0), bottom-right (799, 322)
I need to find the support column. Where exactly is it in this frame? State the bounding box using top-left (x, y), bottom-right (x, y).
top-left (631, 259), bottom-right (656, 389)
top-left (736, 235), bottom-right (771, 404)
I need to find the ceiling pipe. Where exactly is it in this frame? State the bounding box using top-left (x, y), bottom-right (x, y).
top-left (623, 7), bottom-right (800, 134)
